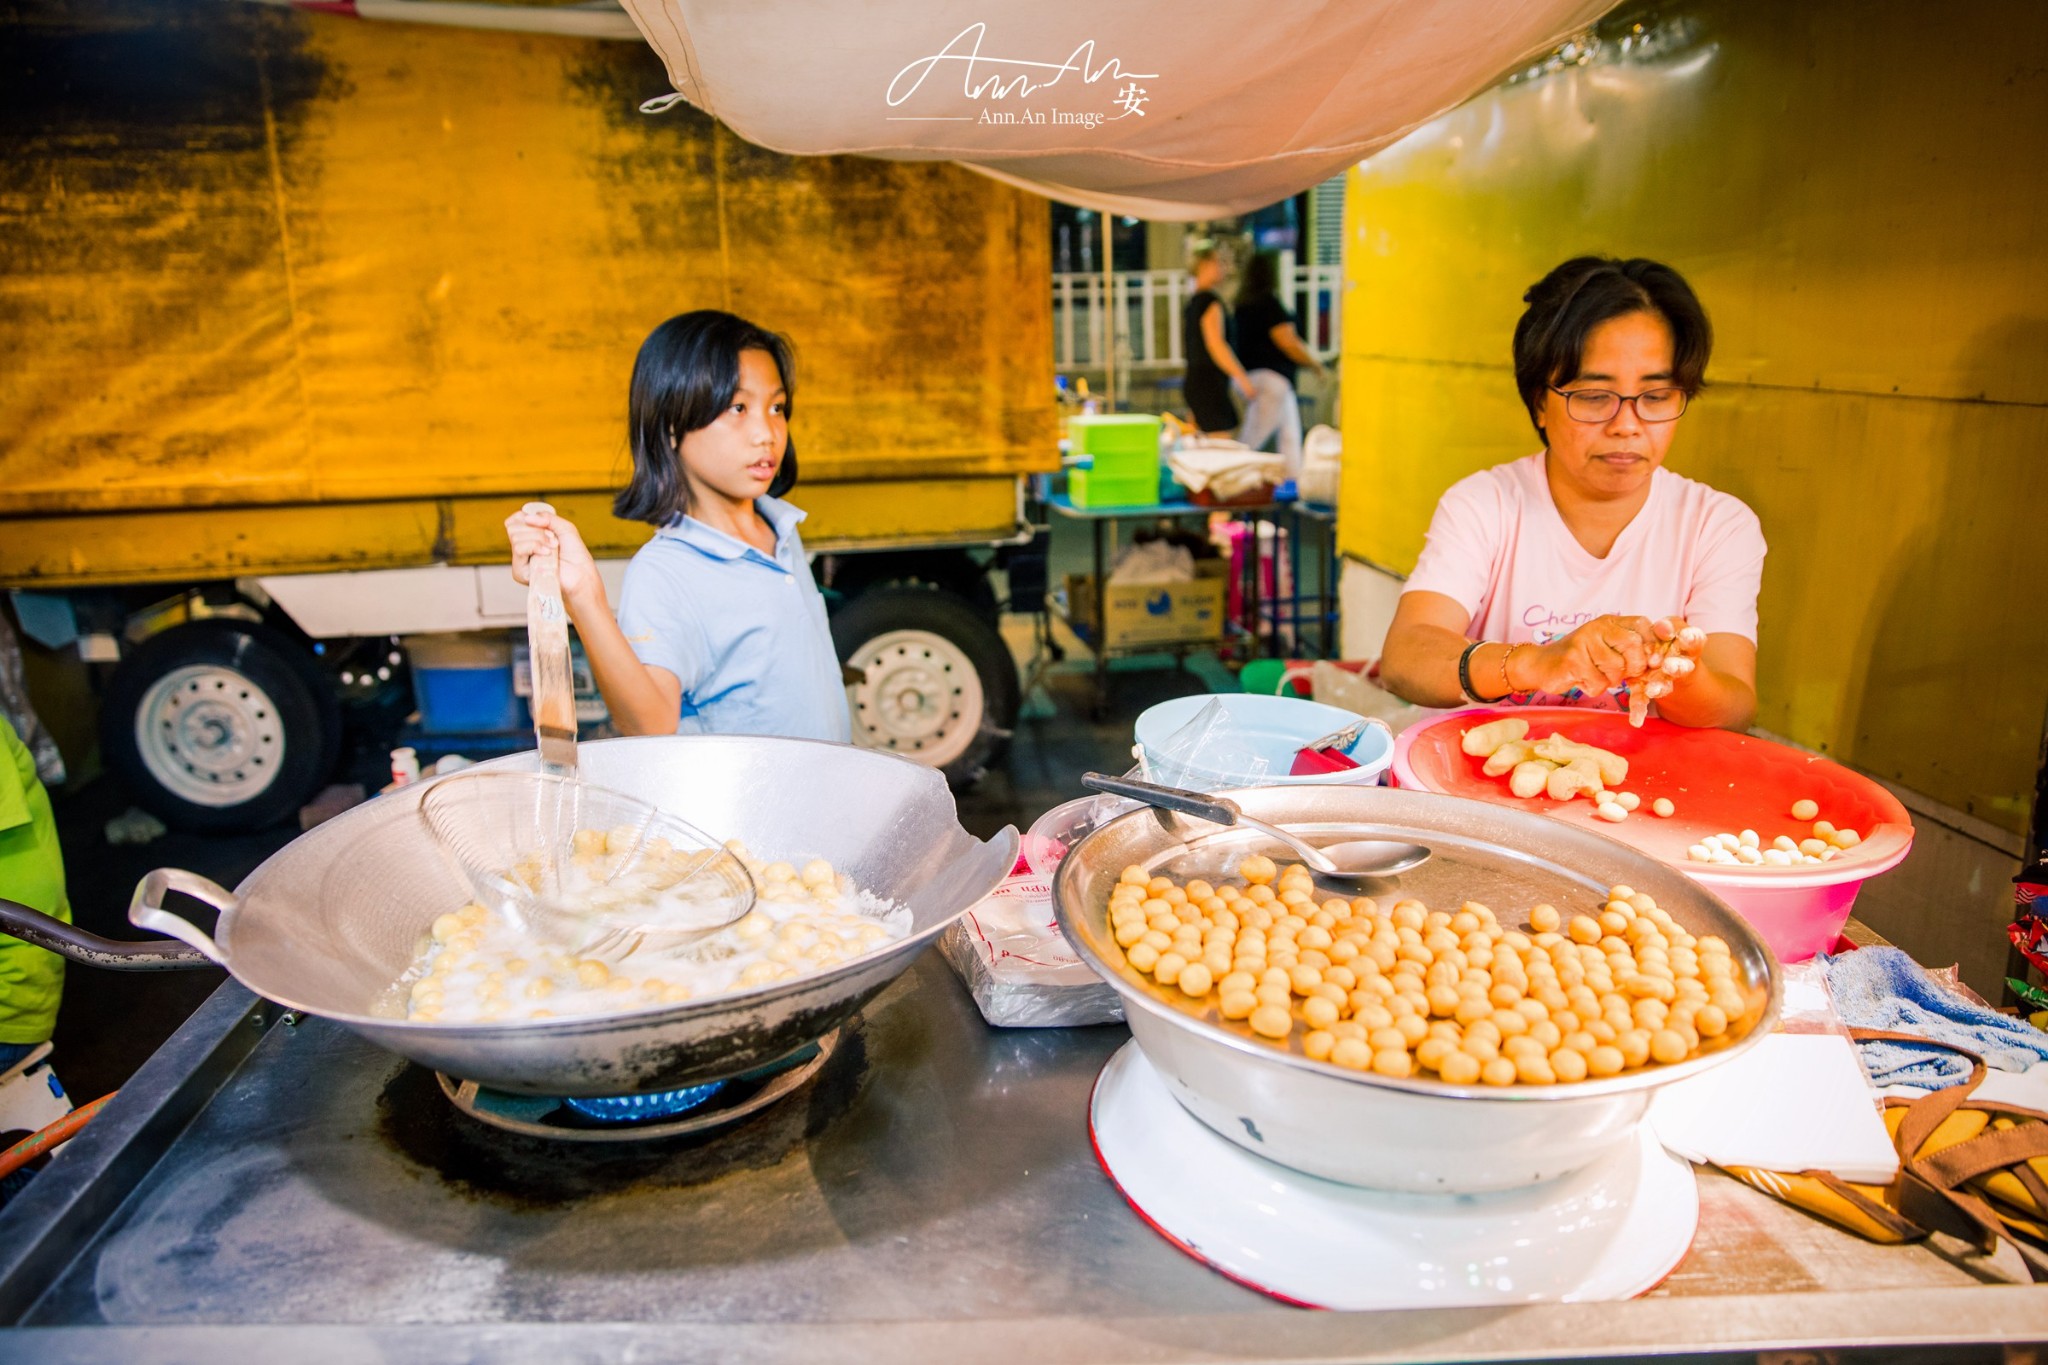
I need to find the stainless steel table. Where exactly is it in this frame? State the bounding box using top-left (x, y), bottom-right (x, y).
top-left (3, 952), bottom-right (2044, 1361)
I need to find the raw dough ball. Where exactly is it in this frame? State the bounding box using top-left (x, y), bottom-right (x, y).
top-left (1790, 799), bottom-right (1820, 821)
top-left (1546, 759), bottom-right (1606, 802)
top-left (1461, 717), bottom-right (1532, 757)
top-left (1509, 759), bottom-right (1557, 799)
top-left (1482, 740), bottom-right (1539, 777)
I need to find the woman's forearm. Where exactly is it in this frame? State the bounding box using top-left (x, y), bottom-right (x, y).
top-left (565, 598), bottom-right (679, 736)
top-left (1201, 319), bottom-right (1247, 380)
top-left (1380, 622), bottom-right (1487, 708)
top-left (1653, 665), bottom-right (1755, 730)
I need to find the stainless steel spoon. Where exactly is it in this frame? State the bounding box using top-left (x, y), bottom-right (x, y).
top-left (1079, 772), bottom-right (1432, 883)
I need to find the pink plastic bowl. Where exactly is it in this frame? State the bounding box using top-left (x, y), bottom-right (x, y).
top-left (1391, 707), bottom-right (1914, 963)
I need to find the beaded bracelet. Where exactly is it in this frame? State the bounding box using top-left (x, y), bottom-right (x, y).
top-left (1498, 643), bottom-right (1531, 703)
top-left (1456, 641), bottom-right (1487, 703)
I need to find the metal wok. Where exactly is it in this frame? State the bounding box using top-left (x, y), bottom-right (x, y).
top-left (1053, 784), bottom-right (1779, 1193)
top-left (1, 735), bottom-right (1016, 1096)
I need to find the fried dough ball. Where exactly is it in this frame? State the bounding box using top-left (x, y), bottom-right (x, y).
top-left (1108, 865), bottom-right (1749, 1088)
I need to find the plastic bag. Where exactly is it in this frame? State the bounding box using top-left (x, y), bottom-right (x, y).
top-left (940, 871), bottom-right (1125, 1028)
top-left (1107, 540), bottom-right (1195, 585)
top-left (1137, 696), bottom-right (1272, 790)
top-left (1308, 660), bottom-right (1450, 736)
top-left (1298, 424), bottom-right (1342, 507)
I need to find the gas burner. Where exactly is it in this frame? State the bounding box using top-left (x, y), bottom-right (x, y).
top-left (435, 1029), bottom-right (839, 1143)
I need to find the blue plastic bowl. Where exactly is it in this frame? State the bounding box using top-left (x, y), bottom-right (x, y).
top-left (1133, 694), bottom-right (1392, 789)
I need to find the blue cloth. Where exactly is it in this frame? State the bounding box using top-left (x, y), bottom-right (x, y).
top-left (1823, 947), bottom-right (2048, 1088)
top-left (615, 496), bottom-right (850, 743)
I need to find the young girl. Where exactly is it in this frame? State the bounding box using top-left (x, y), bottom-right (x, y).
top-left (505, 311), bottom-right (851, 742)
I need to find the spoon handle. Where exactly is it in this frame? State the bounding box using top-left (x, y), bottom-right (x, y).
top-left (1080, 772), bottom-right (1241, 827)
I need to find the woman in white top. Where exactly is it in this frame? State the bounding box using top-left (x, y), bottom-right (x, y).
top-left (1378, 257), bottom-right (1764, 729)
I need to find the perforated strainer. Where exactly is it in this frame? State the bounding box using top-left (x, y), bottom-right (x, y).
top-left (420, 770), bottom-right (756, 958)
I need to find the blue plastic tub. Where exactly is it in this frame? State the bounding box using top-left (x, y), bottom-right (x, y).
top-left (412, 665), bottom-right (522, 735)
top-left (1133, 693), bottom-right (1393, 788)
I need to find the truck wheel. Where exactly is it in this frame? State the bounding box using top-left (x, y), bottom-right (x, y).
top-left (832, 586), bottom-right (1019, 786)
top-left (102, 618), bottom-right (341, 833)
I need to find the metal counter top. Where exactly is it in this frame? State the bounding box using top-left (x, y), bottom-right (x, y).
top-left (3, 953), bottom-right (2045, 1361)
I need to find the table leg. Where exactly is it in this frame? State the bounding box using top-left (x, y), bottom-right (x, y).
top-left (1244, 513), bottom-right (1263, 661)
top-left (1321, 514), bottom-right (1337, 659)
top-left (1092, 516), bottom-right (1110, 718)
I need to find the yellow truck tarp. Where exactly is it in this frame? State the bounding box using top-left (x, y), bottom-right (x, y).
top-left (0, 3), bottom-right (1055, 585)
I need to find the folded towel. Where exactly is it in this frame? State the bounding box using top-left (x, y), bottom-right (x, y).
top-left (1824, 946), bottom-right (2048, 1087)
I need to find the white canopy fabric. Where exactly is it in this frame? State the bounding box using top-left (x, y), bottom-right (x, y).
top-left (616, 1), bottom-right (1610, 218)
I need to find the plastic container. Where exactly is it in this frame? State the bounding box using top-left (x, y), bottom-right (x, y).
top-left (1022, 794), bottom-right (1133, 879)
top-left (1132, 694), bottom-right (1394, 789)
top-left (1067, 413), bottom-right (1164, 480)
top-left (406, 632), bottom-right (522, 734)
top-left (1070, 466), bottom-right (1161, 509)
top-left (1390, 706), bottom-right (1915, 962)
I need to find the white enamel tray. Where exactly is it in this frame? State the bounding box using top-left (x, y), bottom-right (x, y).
top-left (1089, 1042), bottom-right (1699, 1310)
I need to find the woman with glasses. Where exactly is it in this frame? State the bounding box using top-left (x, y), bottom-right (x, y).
top-left (1378, 256), bottom-right (1764, 728)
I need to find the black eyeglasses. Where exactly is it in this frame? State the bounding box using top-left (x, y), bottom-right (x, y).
top-left (1549, 386), bottom-right (1689, 423)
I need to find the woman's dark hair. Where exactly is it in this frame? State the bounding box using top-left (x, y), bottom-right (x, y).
top-left (1512, 256), bottom-right (1712, 441)
top-left (1237, 251), bottom-right (1279, 307)
top-left (614, 310), bottom-right (799, 525)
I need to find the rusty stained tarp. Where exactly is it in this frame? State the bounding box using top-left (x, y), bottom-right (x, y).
top-left (0, 2), bottom-right (1056, 560)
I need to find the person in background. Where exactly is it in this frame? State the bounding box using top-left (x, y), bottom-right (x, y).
top-left (505, 310), bottom-right (850, 742)
top-left (1234, 250), bottom-right (1327, 475)
top-left (1180, 248), bottom-right (1253, 435)
top-left (0, 713), bottom-right (67, 1076)
top-left (1378, 256), bottom-right (1763, 729)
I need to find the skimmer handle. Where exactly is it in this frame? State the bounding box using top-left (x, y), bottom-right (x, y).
top-left (1080, 772), bottom-right (1241, 827)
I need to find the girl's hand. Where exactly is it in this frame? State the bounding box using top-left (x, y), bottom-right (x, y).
top-left (1231, 373), bottom-right (1255, 401)
top-left (505, 503), bottom-right (603, 612)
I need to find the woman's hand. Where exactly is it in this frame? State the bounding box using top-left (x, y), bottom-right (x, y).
top-left (1622, 617), bottom-right (1708, 724)
top-left (1515, 613), bottom-right (1663, 697)
top-left (505, 502), bottom-right (604, 615)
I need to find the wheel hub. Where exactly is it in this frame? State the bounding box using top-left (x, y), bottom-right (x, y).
top-left (846, 629), bottom-right (986, 769)
top-left (135, 665), bottom-right (287, 806)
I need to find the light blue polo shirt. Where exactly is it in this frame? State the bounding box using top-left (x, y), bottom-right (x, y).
top-left (616, 496), bottom-right (851, 742)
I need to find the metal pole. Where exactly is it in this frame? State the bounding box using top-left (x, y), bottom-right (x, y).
top-left (1101, 216), bottom-right (1116, 410)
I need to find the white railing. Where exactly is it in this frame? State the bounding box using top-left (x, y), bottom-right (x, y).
top-left (1052, 265), bottom-right (1343, 373)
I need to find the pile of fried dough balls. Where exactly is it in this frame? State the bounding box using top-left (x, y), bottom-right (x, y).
top-left (1107, 856), bottom-right (1752, 1086)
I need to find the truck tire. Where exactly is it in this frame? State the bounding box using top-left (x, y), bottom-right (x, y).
top-left (102, 618), bottom-right (342, 833)
top-left (831, 585), bottom-right (1019, 786)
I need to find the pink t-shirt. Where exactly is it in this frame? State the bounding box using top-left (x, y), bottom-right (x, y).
top-left (1403, 452), bottom-right (1766, 710)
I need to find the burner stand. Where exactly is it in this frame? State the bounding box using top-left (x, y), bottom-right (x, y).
top-left (435, 1027), bottom-right (840, 1143)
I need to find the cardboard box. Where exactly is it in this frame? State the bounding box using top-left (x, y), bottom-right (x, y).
top-left (1065, 560), bottom-right (1228, 648)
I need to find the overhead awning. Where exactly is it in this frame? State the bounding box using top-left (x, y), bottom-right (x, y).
top-left (614, 2), bottom-right (1612, 218)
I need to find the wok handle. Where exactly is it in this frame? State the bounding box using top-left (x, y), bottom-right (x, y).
top-left (0, 895), bottom-right (212, 971)
top-left (1080, 772), bottom-right (1240, 827)
top-left (128, 868), bottom-right (236, 966)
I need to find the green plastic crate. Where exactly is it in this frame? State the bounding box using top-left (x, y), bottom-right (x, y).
top-left (1070, 467), bottom-right (1159, 508)
top-left (1068, 413), bottom-right (1162, 481)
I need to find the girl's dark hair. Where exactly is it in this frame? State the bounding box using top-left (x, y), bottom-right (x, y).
top-left (1512, 256), bottom-right (1712, 441)
top-left (614, 310), bottom-right (799, 525)
top-left (1237, 251), bottom-right (1279, 306)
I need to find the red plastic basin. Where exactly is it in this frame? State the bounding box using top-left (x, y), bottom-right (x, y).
top-left (1391, 707), bottom-right (1914, 963)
